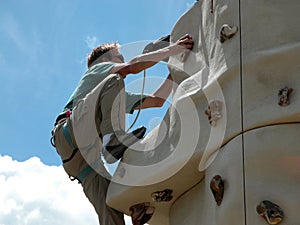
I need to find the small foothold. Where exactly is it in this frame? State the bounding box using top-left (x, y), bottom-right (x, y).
top-left (205, 100), bottom-right (223, 126)
top-left (117, 167), bottom-right (126, 178)
top-left (278, 87), bottom-right (293, 106)
top-left (256, 200), bottom-right (284, 225)
top-left (210, 175), bottom-right (225, 206)
top-left (130, 202), bottom-right (155, 225)
top-left (151, 189), bottom-right (173, 202)
top-left (180, 51), bottom-right (190, 62)
top-left (220, 24), bottom-right (238, 43)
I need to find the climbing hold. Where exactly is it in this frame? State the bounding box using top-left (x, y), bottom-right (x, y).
top-left (205, 100), bottom-right (223, 126)
top-left (129, 202), bottom-right (155, 225)
top-left (210, 175), bottom-right (224, 206)
top-left (278, 87), bottom-right (293, 106)
top-left (180, 51), bottom-right (190, 62)
top-left (117, 166), bottom-right (126, 178)
top-left (151, 189), bottom-right (173, 202)
top-left (256, 200), bottom-right (284, 225)
top-left (220, 24), bottom-right (238, 43)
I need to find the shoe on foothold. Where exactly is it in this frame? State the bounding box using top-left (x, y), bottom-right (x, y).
top-left (103, 126), bottom-right (146, 164)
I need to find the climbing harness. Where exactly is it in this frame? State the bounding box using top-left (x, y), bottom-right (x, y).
top-left (126, 69), bottom-right (146, 132)
top-left (68, 163), bottom-right (94, 183)
top-left (62, 121), bottom-right (101, 183)
top-left (50, 110), bottom-right (79, 164)
top-left (50, 136), bottom-right (55, 147)
top-left (50, 109), bottom-right (72, 147)
top-left (61, 122), bottom-right (79, 164)
top-left (51, 113), bottom-right (94, 183)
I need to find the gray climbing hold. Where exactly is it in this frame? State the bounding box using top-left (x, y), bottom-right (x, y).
top-left (220, 24), bottom-right (238, 43)
top-left (278, 87), bottom-right (293, 106)
top-left (205, 100), bottom-right (223, 127)
top-left (256, 200), bottom-right (284, 225)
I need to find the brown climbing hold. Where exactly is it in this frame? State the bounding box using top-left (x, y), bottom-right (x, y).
top-left (278, 87), bottom-right (293, 106)
top-left (210, 175), bottom-right (224, 206)
top-left (129, 202), bottom-right (155, 225)
top-left (256, 200), bottom-right (284, 225)
top-left (151, 189), bottom-right (173, 202)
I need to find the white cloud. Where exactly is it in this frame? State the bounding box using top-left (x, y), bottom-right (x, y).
top-left (1, 13), bottom-right (25, 52)
top-left (1, 12), bottom-right (43, 71)
top-left (85, 35), bottom-right (98, 49)
top-left (1, 13), bottom-right (42, 57)
top-left (0, 155), bottom-right (133, 225)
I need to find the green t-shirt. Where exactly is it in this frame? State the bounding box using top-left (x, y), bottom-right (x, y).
top-left (64, 62), bottom-right (146, 114)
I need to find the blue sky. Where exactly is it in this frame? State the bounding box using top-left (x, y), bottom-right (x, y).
top-left (0, 1), bottom-right (196, 224)
top-left (0, 0), bottom-right (195, 166)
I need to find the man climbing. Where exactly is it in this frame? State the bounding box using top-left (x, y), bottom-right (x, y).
top-left (51, 34), bottom-right (193, 225)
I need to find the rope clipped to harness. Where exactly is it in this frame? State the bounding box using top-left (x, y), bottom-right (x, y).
top-left (126, 69), bottom-right (146, 132)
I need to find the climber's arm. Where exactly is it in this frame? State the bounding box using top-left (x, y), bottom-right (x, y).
top-left (135, 73), bottom-right (173, 109)
top-left (111, 34), bottom-right (193, 78)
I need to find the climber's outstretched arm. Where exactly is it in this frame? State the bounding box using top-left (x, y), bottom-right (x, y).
top-left (111, 34), bottom-right (193, 78)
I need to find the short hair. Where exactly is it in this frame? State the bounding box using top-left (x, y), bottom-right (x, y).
top-left (87, 42), bottom-right (120, 67)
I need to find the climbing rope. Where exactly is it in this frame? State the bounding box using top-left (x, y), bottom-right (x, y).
top-left (126, 69), bottom-right (146, 132)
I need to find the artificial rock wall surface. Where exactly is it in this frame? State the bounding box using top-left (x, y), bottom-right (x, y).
top-left (107, 0), bottom-right (300, 224)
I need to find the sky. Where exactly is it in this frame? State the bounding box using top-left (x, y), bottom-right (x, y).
top-left (0, 1), bottom-right (195, 224)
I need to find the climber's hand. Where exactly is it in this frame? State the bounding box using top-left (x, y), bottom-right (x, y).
top-left (169, 34), bottom-right (194, 55)
top-left (176, 34), bottom-right (194, 50)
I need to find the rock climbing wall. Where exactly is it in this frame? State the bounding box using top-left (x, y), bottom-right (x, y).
top-left (169, 0), bottom-right (300, 224)
top-left (106, 0), bottom-right (300, 224)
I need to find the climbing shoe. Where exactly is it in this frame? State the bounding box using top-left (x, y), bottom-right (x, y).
top-left (103, 126), bottom-right (146, 164)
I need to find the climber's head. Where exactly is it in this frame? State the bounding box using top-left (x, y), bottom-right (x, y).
top-left (87, 42), bottom-right (124, 68)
